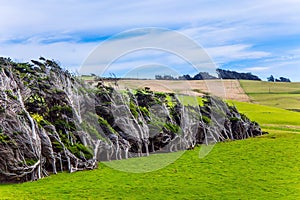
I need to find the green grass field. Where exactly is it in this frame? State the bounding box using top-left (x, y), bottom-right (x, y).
top-left (1, 102), bottom-right (299, 199)
top-left (240, 80), bottom-right (300, 110)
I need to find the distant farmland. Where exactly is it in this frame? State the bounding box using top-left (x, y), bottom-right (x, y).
top-left (240, 80), bottom-right (300, 111)
top-left (102, 79), bottom-right (250, 102)
top-left (86, 78), bottom-right (300, 111)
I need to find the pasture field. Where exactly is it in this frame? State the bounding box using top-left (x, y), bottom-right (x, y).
top-left (239, 80), bottom-right (300, 111)
top-left (1, 102), bottom-right (299, 199)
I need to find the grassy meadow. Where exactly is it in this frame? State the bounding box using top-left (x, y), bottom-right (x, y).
top-left (240, 80), bottom-right (300, 111)
top-left (1, 101), bottom-right (299, 199)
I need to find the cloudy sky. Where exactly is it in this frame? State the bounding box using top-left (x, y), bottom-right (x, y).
top-left (1, 0), bottom-right (300, 80)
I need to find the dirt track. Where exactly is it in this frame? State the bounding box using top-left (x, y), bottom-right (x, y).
top-left (105, 79), bottom-right (250, 102)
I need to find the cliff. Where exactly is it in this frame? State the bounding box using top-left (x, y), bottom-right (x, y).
top-left (0, 57), bottom-right (264, 183)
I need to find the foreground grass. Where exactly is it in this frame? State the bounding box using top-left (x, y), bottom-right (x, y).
top-left (1, 102), bottom-right (300, 199)
top-left (240, 80), bottom-right (300, 110)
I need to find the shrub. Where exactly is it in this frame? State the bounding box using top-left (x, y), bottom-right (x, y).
top-left (5, 90), bottom-right (17, 100)
top-left (202, 115), bottom-right (211, 124)
top-left (50, 105), bottom-right (73, 118)
top-left (68, 143), bottom-right (93, 160)
top-left (164, 123), bottom-right (180, 133)
top-left (31, 113), bottom-right (44, 123)
top-left (0, 133), bottom-right (10, 144)
top-left (129, 101), bottom-right (138, 118)
top-left (80, 121), bottom-right (106, 141)
top-left (25, 159), bottom-right (38, 166)
top-left (139, 106), bottom-right (150, 118)
top-left (230, 117), bottom-right (239, 122)
top-left (0, 105), bottom-right (5, 113)
top-left (98, 116), bottom-right (117, 134)
top-left (13, 131), bottom-right (23, 135)
top-left (52, 141), bottom-right (63, 151)
top-left (240, 113), bottom-right (248, 121)
top-left (54, 119), bottom-right (76, 132)
top-left (155, 92), bottom-right (167, 99)
top-left (165, 95), bottom-right (175, 108)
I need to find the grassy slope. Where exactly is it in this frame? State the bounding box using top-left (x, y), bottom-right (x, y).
top-left (1, 102), bottom-right (299, 199)
top-left (240, 80), bottom-right (300, 110)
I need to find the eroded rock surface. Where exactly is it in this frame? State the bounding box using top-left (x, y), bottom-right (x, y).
top-left (0, 57), bottom-right (265, 183)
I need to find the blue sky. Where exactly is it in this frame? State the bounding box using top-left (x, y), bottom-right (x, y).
top-left (1, 0), bottom-right (300, 81)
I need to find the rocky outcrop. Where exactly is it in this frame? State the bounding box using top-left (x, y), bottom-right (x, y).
top-left (0, 58), bottom-right (97, 183)
top-left (0, 57), bottom-right (265, 183)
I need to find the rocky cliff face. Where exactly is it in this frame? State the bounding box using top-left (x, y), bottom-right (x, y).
top-left (0, 57), bottom-right (264, 183)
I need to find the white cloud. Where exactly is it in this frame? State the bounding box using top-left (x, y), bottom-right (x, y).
top-left (0, 41), bottom-right (98, 71)
top-left (244, 67), bottom-right (270, 71)
top-left (206, 44), bottom-right (271, 62)
top-left (1, 0), bottom-right (300, 39)
top-left (1, 0), bottom-right (300, 80)
top-left (79, 28), bottom-right (216, 75)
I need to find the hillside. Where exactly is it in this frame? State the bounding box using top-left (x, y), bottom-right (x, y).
top-left (1, 102), bottom-right (299, 199)
top-left (1, 60), bottom-right (299, 198)
top-left (240, 80), bottom-right (300, 111)
top-left (104, 79), bottom-right (250, 102)
top-left (114, 79), bottom-right (300, 111)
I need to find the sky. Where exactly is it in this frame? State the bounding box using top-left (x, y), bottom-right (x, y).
top-left (1, 0), bottom-right (300, 81)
